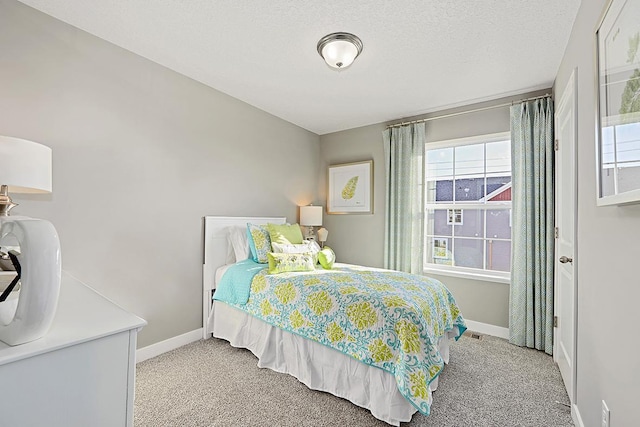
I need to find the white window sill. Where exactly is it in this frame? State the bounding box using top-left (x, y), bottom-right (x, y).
top-left (423, 267), bottom-right (510, 284)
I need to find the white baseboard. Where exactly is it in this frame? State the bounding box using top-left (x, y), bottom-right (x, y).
top-left (136, 328), bottom-right (203, 363)
top-left (136, 321), bottom-right (507, 362)
top-left (572, 404), bottom-right (584, 427)
top-left (464, 320), bottom-right (509, 339)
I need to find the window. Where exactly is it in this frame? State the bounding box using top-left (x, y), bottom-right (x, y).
top-left (447, 209), bottom-right (463, 225)
top-left (424, 132), bottom-right (511, 280)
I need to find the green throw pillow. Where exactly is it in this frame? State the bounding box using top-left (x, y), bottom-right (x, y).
top-left (267, 252), bottom-right (316, 274)
top-left (318, 246), bottom-right (335, 269)
top-left (266, 223), bottom-right (304, 245)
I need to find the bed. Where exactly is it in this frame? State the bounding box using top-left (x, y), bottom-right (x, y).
top-left (202, 216), bottom-right (466, 425)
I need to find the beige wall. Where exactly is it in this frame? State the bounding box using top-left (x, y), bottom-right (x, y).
top-left (320, 91), bottom-right (547, 328)
top-left (555, 1), bottom-right (640, 425)
top-left (319, 123), bottom-right (387, 267)
top-left (0, 0), bottom-right (320, 347)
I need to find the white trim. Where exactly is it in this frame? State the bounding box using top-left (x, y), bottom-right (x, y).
top-left (424, 267), bottom-right (510, 284)
top-left (425, 203), bottom-right (511, 210)
top-left (554, 68), bottom-right (579, 406)
top-left (571, 404), bottom-right (584, 427)
top-left (596, 187), bottom-right (640, 206)
top-left (464, 320), bottom-right (509, 339)
top-left (136, 328), bottom-right (202, 363)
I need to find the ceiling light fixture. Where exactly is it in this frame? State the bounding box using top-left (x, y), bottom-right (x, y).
top-left (317, 32), bottom-right (363, 70)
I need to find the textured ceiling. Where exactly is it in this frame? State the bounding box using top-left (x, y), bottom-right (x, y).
top-left (17, 0), bottom-right (581, 135)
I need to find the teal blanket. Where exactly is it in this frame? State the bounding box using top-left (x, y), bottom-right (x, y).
top-left (213, 259), bottom-right (265, 305)
top-left (215, 262), bottom-right (466, 416)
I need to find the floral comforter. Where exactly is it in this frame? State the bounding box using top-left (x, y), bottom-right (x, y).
top-left (215, 262), bottom-right (466, 415)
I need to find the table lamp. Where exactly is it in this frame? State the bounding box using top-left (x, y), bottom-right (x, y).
top-left (0, 135), bottom-right (61, 346)
top-left (299, 205), bottom-right (323, 240)
top-left (317, 227), bottom-right (328, 248)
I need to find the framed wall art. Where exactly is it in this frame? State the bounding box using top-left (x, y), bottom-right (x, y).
top-left (596, 0), bottom-right (640, 206)
top-left (327, 160), bottom-right (373, 214)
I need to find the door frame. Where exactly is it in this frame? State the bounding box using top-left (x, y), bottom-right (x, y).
top-left (554, 67), bottom-right (579, 407)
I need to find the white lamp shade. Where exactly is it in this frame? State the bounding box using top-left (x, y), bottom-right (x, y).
top-left (0, 136), bottom-right (52, 193)
top-left (321, 40), bottom-right (359, 69)
top-left (300, 205), bottom-right (323, 226)
top-left (317, 227), bottom-right (328, 243)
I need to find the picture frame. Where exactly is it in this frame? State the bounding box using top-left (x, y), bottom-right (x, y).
top-left (327, 160), bottom-right (373, 214)
top-left (595, 0), bottom-right (640, 206)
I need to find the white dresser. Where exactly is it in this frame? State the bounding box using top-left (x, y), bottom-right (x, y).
top-left (0, 272), bottom-right (146, 427)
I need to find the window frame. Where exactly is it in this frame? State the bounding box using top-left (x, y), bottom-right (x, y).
top-left (423, 131), bottom-right (511, 284)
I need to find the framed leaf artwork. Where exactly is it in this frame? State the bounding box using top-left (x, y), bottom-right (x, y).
top-left (327, 160), bottom-right (373, 214)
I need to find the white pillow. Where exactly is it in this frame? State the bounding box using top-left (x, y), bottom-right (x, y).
top-left (224, 238), bottom-right (235, 265)
top-left (272, 240), bottom-right (321, 255)
top-left (228, 226), bottom-right (251, 262)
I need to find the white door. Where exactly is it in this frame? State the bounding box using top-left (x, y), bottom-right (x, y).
top-left (554, 69), bottom-right (577, 403)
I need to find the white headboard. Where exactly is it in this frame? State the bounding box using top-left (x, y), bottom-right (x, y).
top-left (202, 216), bottom-right (286, 338)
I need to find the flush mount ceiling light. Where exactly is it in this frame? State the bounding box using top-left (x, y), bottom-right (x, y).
top-left (317, 32), bottom-right (363, 70)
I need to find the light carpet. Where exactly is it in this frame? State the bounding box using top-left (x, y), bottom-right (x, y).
top-left (135, 334), bottom-right (573, 426)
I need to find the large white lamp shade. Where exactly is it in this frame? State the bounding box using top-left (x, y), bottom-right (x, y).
top-left (0, 136), bottom-right (52, 194)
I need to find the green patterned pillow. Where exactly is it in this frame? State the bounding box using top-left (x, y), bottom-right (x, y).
top-left (318, 246), bottom-right (336, 269)
top-left (247, 223), bottom-right (272, 263)
top-left (267, 252), bottom-right (316, 274)
top-left (266, 223), bottom-right (304, 245)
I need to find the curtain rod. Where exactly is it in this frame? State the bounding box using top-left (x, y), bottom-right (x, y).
top-left (386, 93), bottom-right (551, 129)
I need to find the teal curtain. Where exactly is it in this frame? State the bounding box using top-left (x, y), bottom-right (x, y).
top-left (383, 123), bottom-right (426, 274)
top-left (509, 98), bottom-right (554, 354)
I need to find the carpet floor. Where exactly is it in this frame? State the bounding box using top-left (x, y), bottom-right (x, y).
top-left (135, 334), bottom-right (573, 426)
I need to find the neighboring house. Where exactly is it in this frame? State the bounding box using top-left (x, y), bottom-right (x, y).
top-left (481, 182), bottom-right (512, 202)
top-left (433, 177), bottom-right (511, 203)
top-left (427, 177), bottom-right (511, 272)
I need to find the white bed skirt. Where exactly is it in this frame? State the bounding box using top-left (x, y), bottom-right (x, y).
top-left (210, 300), bottom-right (458, 426)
